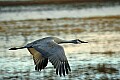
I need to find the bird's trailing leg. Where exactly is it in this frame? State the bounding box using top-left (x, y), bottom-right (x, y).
top-left (9, 47), bottom-right (25, 50)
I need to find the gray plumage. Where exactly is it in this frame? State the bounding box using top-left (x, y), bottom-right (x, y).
top-left (9, 37), bottom-right (88, 76)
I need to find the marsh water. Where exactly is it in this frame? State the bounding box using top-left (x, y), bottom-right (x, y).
top-left (0, 2), bottom-right (120, 21)
top-left (0, 2), bottom-right (120, 80)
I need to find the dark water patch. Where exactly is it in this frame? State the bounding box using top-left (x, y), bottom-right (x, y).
top-left (3, 76), bottom-right (19, 80)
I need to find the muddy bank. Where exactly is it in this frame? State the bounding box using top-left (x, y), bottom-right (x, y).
top-left (0, 0), bottom-right (120, 6)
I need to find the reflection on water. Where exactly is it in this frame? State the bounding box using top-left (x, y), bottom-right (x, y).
top-left (0, 2), bottom-right (120, 80)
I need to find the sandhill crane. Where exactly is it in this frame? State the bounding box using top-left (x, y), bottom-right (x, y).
top-left (9, 37), bottom-right (88, 76)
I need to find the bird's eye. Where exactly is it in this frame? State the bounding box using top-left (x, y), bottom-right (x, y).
top-left (76, 40), bottom-right (80, 43)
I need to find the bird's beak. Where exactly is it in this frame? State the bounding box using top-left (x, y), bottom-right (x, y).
top-left (81, 41), bottom-right (88, 43)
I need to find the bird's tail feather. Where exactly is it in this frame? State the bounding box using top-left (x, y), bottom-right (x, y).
top-left (9, 47), bottom-right (25, 50)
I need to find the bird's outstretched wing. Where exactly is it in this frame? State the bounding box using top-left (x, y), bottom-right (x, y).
top-left (27, 48), bottom-right (48, 71)
top-left (32, 41), bottom-right (71, 76)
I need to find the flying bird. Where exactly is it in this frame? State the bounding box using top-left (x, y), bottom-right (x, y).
top-left (9, 37), bottom-right (88, 76)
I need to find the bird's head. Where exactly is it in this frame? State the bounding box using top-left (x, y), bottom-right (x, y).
top-left (72, 39), bottom-right (88, 44)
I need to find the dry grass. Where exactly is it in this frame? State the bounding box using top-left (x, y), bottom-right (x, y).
top-left (82, 15), bottom-right (120, 20)
top-left (0, 15), bottom-right (120, 36)
top-left (102, 51), bottom-right (115, 54)
top-left (0, 26), bottom-right (6, 32)
top-left (90, 51), bottom-right (115, 56)
top-left (114, 26), bottom-right (120, 31)
top-left (96, 64), bottom-right (118, 74)
top-left (71, 28), bottom-right (85, 33)
top-left (36, 27), bottom-right (85, 34)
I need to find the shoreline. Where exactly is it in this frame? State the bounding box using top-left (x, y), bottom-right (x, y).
top-left (0, 0), bottom-right (120, 6)
top-left (1, 15), bottom-right (120, 22)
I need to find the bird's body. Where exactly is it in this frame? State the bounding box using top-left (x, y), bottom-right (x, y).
top-left (9, 37), bottom-right (88, 76)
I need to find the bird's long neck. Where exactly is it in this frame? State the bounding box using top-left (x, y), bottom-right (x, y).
top-left (58, 40), bottom-right (75, 44)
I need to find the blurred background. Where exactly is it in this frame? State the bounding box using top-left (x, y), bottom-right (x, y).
top-left (0, 0), bottom-right (120, 80)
